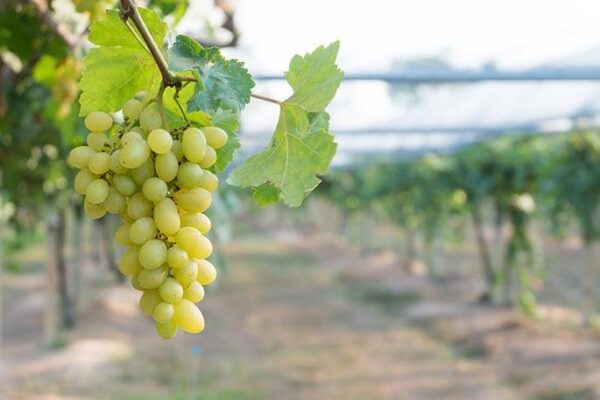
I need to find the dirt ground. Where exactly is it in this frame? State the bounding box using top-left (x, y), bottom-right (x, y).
top-left (1, 227), bottom-right (600, 400)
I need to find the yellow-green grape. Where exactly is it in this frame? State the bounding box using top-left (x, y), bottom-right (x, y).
top-left (155, 320), bottom-right (177, 339)
top-left (177, 162), bottom-right (203, 189)
top-left (173, 259), bottom-right (198, 287)
top-left (129, 217), bottom-right (157, 245)
top-left (140, 105), bottom-right (162, 132)
top-left (196, 259), bottom-right (217, 285)
top-left (119, 248), bottom-right (142, 276)
top-left (88, 152), bottom-right (111, 175)
top-left (84, 111), bottom-right (113, 132)
top-left (138, 265), bottom-right (168, 289)
top-left (202, 126), bottom-right (228, 149)
top-left (155, 151), bottom-right (178, 182)
top-left (173, 299), bottom-right (205, 333)
top-left (131, 274), bottom-right (143, 291)
top-left (147, 129), bottom-right (173, 154)
top-left (67, 146), bottom-right (95, 169)
top-left (105, 189), bottom-right (126, 214)
top-left (152, 302), bottom-right (175, 323)
top-left (113, 174), bottom-right (136, 196)
top-left (199, 146), bottom-right (217, 169)
top-left (172, 140), bottom-right (183, 161)
top-left (121, 131), bottom-right (144, 146)
top-left (86, 179), bottom-right (109, 204)
top-left (115, 222), bottom-right (133, 246)
top-left (139, 239), bottom-right (167, 269)
top-left (74, 169), bottom-right (96, 195)
top-left (87, 132), bottom-right (109, 151)
top-left (139, 289), bottom-right (161, 316)
top-left (154, 198), bottom-right (180, 236)
top-left (183, 281), bottom-right (205, 303)
top-left (123, 98), bottom-right (143, 120)
top-left (182, 127), bottom-right (207, 162)
top-left (199, 170), bottom-right (219, 192)
top-left (130, 159), bottom-right (155, 186)
top-left (174, 188), bottom-right (212, 213)
top-left (159, 277), bottom-right (184, 303)
top-left (110, 151), bottom-right (128, 174)
top-left (167, 246), bottom-right (189, 269)
top-left (175, 226), bottom-right (212, 259)
top-left (142, 177), bottom-right (168, 203)
top-left (84, 199), bottom-right (107, 220)
top-left (127, 192), bottom-right (153, 220)
top-left (180, 213), bottom-right (211, 234)
top-left (120, 140), bottom-right (150, 169)
top-left (135, 91), bottom-right (147, 102)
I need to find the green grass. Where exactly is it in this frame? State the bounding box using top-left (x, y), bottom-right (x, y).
top-left (532, 387), bottom-right (595, 400)
top-left (346, 284), bottom-right (421, 310)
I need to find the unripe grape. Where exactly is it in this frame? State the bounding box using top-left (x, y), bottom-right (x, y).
top-left (127, 192), bottom-right (153, 220)
top-left (88, 152), bottom-right (111, 175)
top-left (180, 213), bottom-right (211, 234)
top-left (130, 159), bottom-right (155, 186)
top-left (153, 302), bottom-right (174, 323)
top-left (173, 259), bottom-right (198, 287)
top-left (155, 152), bottom-right (178, 182)
top-left (115, 222), bottom-right (133, 246)
top-left (138, 265), bottom-right (168, 289)
top-left (183, 281), bottom-right (205, 303)
top-left (142, 177), bottom-right (168, 203)
top-left (85, 111), bottom-right (113, 132)
top-left (182, 127), bottom-right (207, 162)
top-left (140, 106), bottom-right (162, 132)
top-left (84, 199), bottom-right (107, 220)
top-left (120, 141), bottom-right (150, 169)
top-left (174, 299), bottom-right (205, 333)
top-left (74, 169), bottom-right (96, 195)
top-left (159, 277), bottom-right (184, 303)
top-left (139, 239), bottom-right (167, 269)
top-left (119, 248), bottom-right (142, 276)
top-left (123, 98), bottom-right (143, 120)
top-left (148, 129), bottom-right (173, 154)
top-left (172, 140), bottom-right (183, 161)
top-left (177, 162), bottom-right (203, 189)
top-left (105, 189), bottom-right (126, 214)
top-left (121, 131), bottom-right (144, 146)
top-left (155, 320), bottom-right (177, 339)
top-left (199, 146), bottom-right (217, 169)
top-left (175, 227), bottom-right (212, 259)
top-left (87, 132), bottom-right (109, 151)
top-left (68, 146), bottom-right (95, 169)
top-left (202, 126), bottom-right (228, 149)
top-left (110, 150), bottom-right (128, 174)
top-left (139, 289), bottom-right (161, 316)
top-left (167, 246), bottom-right (189, 269)
top-left (154, 198), bottom-right (180, 236)
top-left (199, 170), bottom-right (219, 192)
top-left (196, 259), bottom-right (217, 285)
top-left (113, 174), bottom-right (136, 196)
top-left (131, 275), bottom-right (143, 291)
top-left (86, 179), bottom-right (109, 204)
top-left (129, 217), bottom-right (157, 244)
top-left (174, 188), bottom-right (212, 213)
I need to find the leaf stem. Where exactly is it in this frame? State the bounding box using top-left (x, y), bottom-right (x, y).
top-left (250, 93), bottom-right (283, 106)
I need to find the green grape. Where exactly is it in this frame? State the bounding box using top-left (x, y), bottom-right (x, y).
top-left (110, 151), bottom-right (128, 174)
top-left (115, 222), bottom-right (133, 246)
top-left (84, 111), bottom-right (113, 132)
top-left (113, 174), bottom-right (136, 196)
top-left (140, 105), bottom-right (162, 132)
top-left (196, 259), bottom-right (217, 285)
top-left (167, 246), bottom-right (189, 269)
top-left (152, 302), bottom-right (174, 323)
top-left (139, 239), bottom-right (167, 269)
top-left (120, 141), bottom-right (150, 169)
top-left (123, 98), bottom-right (143, 120)
top-left (127, 192), bottom-right (153, 220)
top-left (87, 132), bottom-right (109, 151)
top-left (121, 131), bottom-right (144, 146)
top-left (142, 177), bottom-right (168, 203)
top-left (129, 217), bottom-right (157, 244)
top-left (175, 226), bottom-right (212, 259)
top-left (131, 274), bottom-right (143, 291)
top-left (105, 189), bottom-right (126, 214)
top-left (139, 289), bottom-right (161, 316)
top-left (199, 146), bottom-right (217, 169)
top-left (155, 320), bottom-right (177, 339)
top-left (84, 199), bottom-right (107, 220)
top-left (86, 179), bottom-right (109, 204)
top-left (174, 299), bottom-right (205, 333)
top-left (154, 198), bottom-right (180, 236)
top-left (67, 146), bottom-right (95, 169)
top-left (138, 265), bottom-right (168, 289)
top-left (88, 152), bottom-right (111, 175)
top-left (202, 126), bottom-right (228, 149)
top-left (148, 129), bottom-right (173, 154)
top-left (182, 127), bottom-right (207, 162)
top-left (159, 277), bottom-right (184, 303)
top-left (74, 169), bottom-right (96, 195)
top-left (130, 159), bottom-right (155, 186)
top-left (174, 188), bottom-right (212, 213)
top-left (172, 140), bottom-right (183, 161)
top-left (119, 248), bottom-right (142, 276)
top-left (180, 213), bottom-right (211, 234)
top-left (172, 259), bottom-right (198, 287)
top-left (183, 281), bottom-right (205, 303)
top-left (177, 162), bottom-right (203, 189)
top-left (155, 151), bottom-right (178, 182)
top-left (199, 170), bottom-right (219, 192)
top-left (135, 91), bottom-right (147, 102)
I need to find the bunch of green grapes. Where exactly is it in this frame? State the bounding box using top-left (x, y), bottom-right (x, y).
top-left (68, 94), bottom-right (227, 339)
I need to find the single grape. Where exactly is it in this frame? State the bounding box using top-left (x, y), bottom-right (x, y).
top-left (110, 151), bottom-right (128, 174)
top-left (159, 277), bottom-right (184, 303)
top-left (85, 111), bottom-right (113, 132)
top-left (130, 159), bottom-right (155, 186)
top-left (131, 274), bottom-right (143, 291)
top-left (180, 213), bottom-right (211, 234)
top-left (139, 239), bottom-right (167, 269)
top-left (115, 222), bottom-right (133, 246)
top-left (135, 91), bottom-right (147, 102)
top-left (120, 140), bottom-right (150, 169)
top-left (167, 246), bottom-right (189, 269)
top-left (119, 248), bottom-right (142, 276)
top-left (123, 98), bottom-right (143, 120)
top-left (202, 126), bottom-right (228, 149)
top-left (129, 217), bottom-right (157, 245)
top-left (121, 131), bottom-right (144, 146)
top-left (86, 179), bottom-right (109, 204)
top-left (199, 146), bottom-right (217, 169)
top-left (142, 177), bottom-right (168, 203)
top-left (137, 265), bottom-right (169, 289)
top-left (84, 199), bottom-right (107, 220)
top-left (183, 281), bottom-right (205, 303)
top-left (182, 127), bottom-right (207, 162)
top-left (87, 132), bottom-right (109, 151)
top-left (199, 170), bottom-right (219, 192)
top-left (155, 320), bottom-right (177, 339)
top-left (88, 152), bottom-right (111, 175)
top-left (127, 192), bottom-right (153, 220)
top-left (140, 106), bottom-right (162, 132)
top-left (174, 188), bottom-right (212, 213)
top-left (175, 227), bottom-right (212, 259)
top-left (173, 299), bottom-right (205, 333)
top-left (139, 289), bottom-right (161, 316)
top-left (154, 198), bottom-right (180, 236)
top-left (172, 259), bottom-right (198, 287)
top-left (148, 129), bottom-right (173, 154)
top-left (155, 151), bottom-right (178, 182)
top-left (105, 189), bottom-right (126, 214)
top-left (196, 259), bottom-right (217, 285)
top-left (113, 174), bottom-right (137, 196)
top-left (67, 146), bottom-right (95, 169)
top-left (153, 302), bottom-right (175, 323)
top-left (177, 162), bottom-right (203, 189)
top-left (74, 169), bottom-right (96, 195)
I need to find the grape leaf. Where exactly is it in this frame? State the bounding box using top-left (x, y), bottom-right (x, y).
top-left (167, 35), bottom-right (255, 114)
top-left (210, 109), bottom-right (241, 172)
top-left (79, 8), bottom-right (166, 116)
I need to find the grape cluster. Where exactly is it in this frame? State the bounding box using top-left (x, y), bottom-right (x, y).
top-left (68, 94), bottom-right (227, 339)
